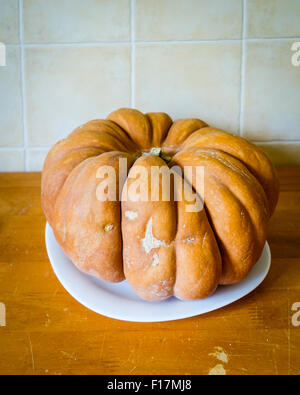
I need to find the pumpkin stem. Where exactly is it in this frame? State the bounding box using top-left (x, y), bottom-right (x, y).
top-left (160, 151), bottom-right (172, 164)
top-left (142, 147), bottom-right (172, 163)
top-left (150, 147), bottom-right (162, 156)
top-left (142, 147), bottom-right (161, 157)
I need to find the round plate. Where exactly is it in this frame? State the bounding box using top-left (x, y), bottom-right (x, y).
top-left (45, 223), bottom-right (271, 322)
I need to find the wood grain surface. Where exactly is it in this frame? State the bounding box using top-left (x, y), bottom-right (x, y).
top-left (0, 167), bottom-right (299, 375)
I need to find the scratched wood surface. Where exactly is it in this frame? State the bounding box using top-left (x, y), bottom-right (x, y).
top-left (0, 167), bottom-right (299, 375)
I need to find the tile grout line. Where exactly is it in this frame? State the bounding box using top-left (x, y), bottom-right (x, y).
top-left (0, 146), bottom-right (51, 151)
top-left (238, 0), bottom-right (247, 138)
top-left (133, 36), bottom-right (300, 44)
top-left (1, 139), bottom-right (299, 151)
top-left (5, 36), bottom-right (300, 48)
top-left (244, 36), bottom-right (300, 41)
top-left (0, 147), bottom-right (27, 151)
top-left (18, 0), bottom-right (28, 171)
top-left (23, 41), bottom-right (132, 48)
top-left (130, 0), bottom-right (136, 108)
top-left (251, 140), bottom-right (300, 144)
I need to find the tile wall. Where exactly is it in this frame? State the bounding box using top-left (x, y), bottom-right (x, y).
top-left (0, 0), bottom-right (299, 171)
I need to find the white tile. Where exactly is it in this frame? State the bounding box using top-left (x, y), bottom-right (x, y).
top-left (0, 46), bottom-right (23, 147)
top-left (23, 0), bottom-right (130, 43)
top-left (135, 42), bottom-right (241, 134)
top-left (242, 40), bottom-right (300, 141)
top-left (26, 45), bottom-right (131, 146)
top-left (0, 149), bottom-right (24, 171)
top-left (0, 0), bottom-right (19, 44)
top-left (256, 143), bottom-right (300, 165)
top-left (27, 148), bottom-right (49, 171)
top-left (135, 0), bottom-right (242, 41)
top-left (246, 0), bottom-right (300, 38)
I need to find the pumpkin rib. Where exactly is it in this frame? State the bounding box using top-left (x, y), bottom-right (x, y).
top-left (44, 120), bottom-right (139, 173)
top-left (67, 130), bottom-right (133, 152)
top-left (43, 145), bottom-right (105, 175)
top-left (171, 149), bottom-right (269, 284)
top-left (53, 151), bottom-right (136, 283)
top-left (169, 161), bottom-right (222, 292)
top-left (43, 141), bottom-right (135, 226)
top-left (105, 120), bottom-right (140, 151)
top-left (180, 128), bottom-right (227, 151)
top-left (162, 118), bottom-right (208, 150)
top-left (52, 155), bottom-right (99, 249)
top-left (163, 129), bottom-right (225, 158)
top-left (178, 148), bottom-right (270, 232)
top-left (195, 149), bottom-right (270, 246)
top-left (42, 120), bottom-right (139, 224)
top-left (43, 135), bottom-right (125, 173)
top-left (146, 112), bottom-right (173, 147)
top-left (181, 132), bottom-right (279, 216)
top-left (70, 119), bottom-right (139, 152)
top-left (108, 108), bottom-right (153, 149)
top-left (121, 154), bottom-right (177, 301)
top-left (204, 175), bottom-right (261, 284)
top-left (191, 148), bottom-right (270, 214)
top-left (173, 172), bottom-right (222, 299)
top-left (42, 148), bottom-right (105, 225)
top-left (121, 155), bottom-right (221, 300)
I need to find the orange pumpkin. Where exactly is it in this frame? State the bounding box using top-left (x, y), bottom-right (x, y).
top-left (42, 108), bottom-right (279, 301)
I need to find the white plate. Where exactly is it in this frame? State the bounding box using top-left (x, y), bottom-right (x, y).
top-left (45, 223), bottom-right (271, 323)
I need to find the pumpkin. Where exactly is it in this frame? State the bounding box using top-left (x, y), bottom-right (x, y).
top-left (42, 108), bottom-right (279, 301)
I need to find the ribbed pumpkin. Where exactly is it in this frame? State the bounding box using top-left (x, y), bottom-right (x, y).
top-left (42, 108), bottom-right (279, 301)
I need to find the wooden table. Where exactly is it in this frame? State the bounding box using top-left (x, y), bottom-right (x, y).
top-left (0, 168), bottom-right (299, 375)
